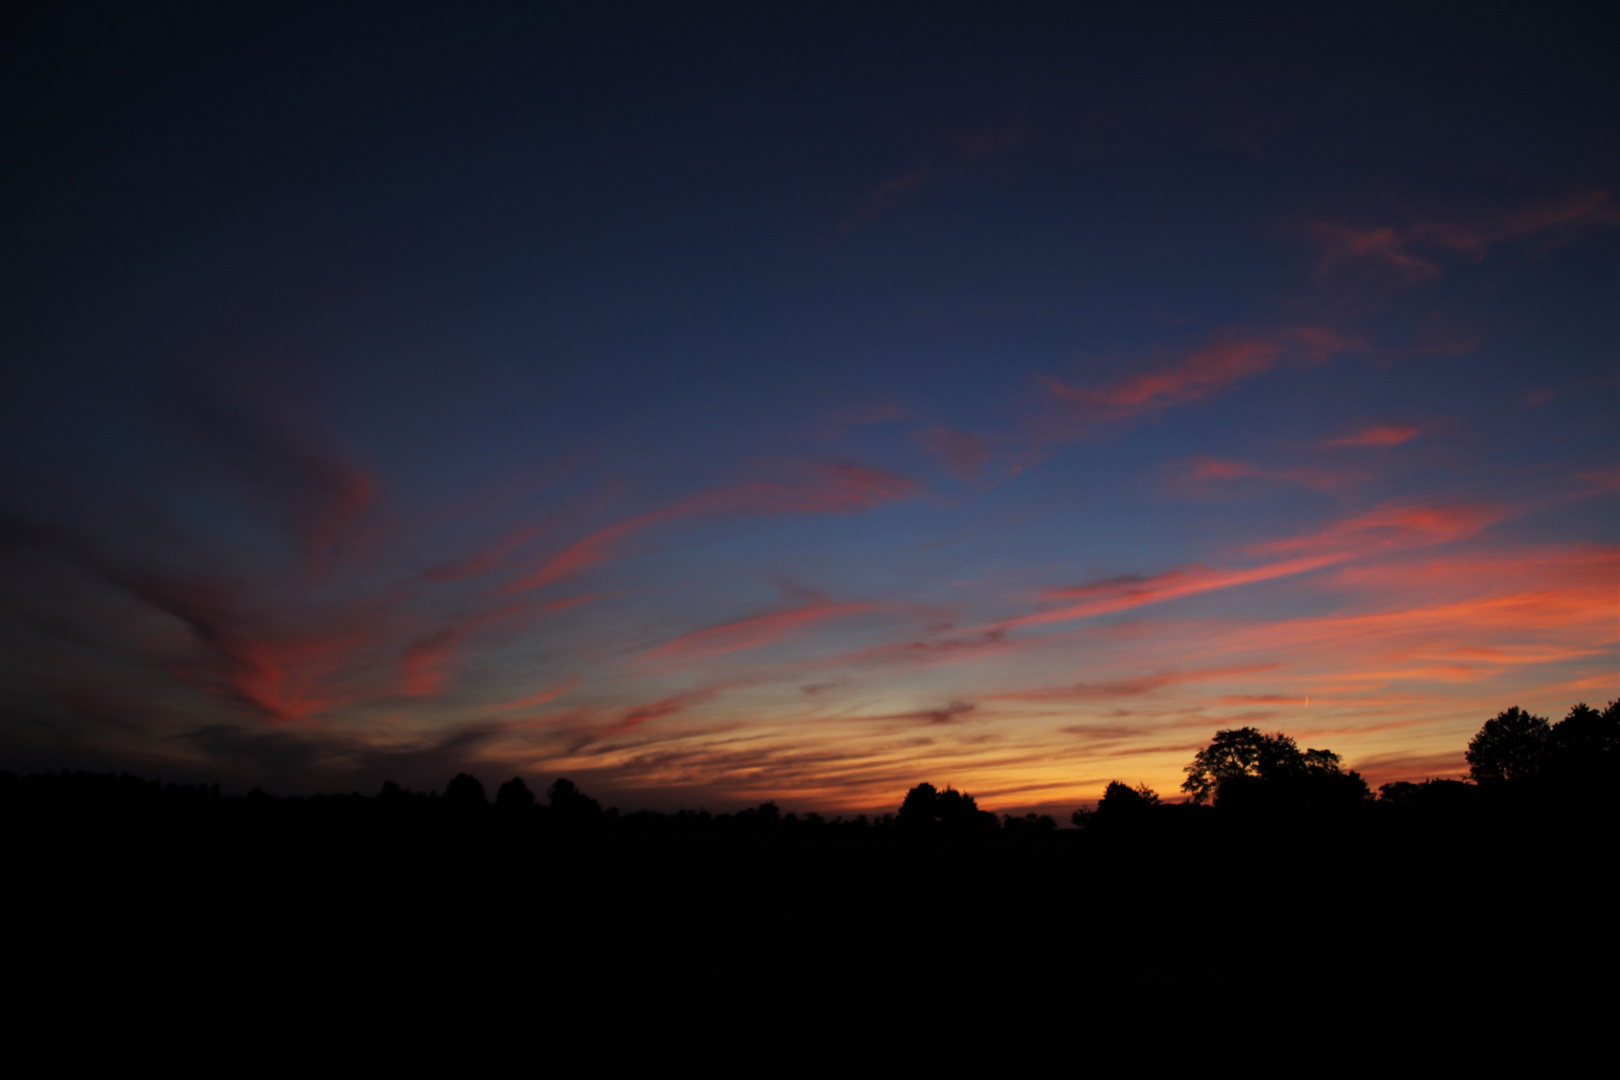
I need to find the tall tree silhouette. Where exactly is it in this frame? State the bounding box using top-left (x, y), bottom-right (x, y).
top-left (1547, 701), bottom-right (1620, 785)
top-left (548, 777), bottom-right (603, 824)
top-left (496, 777), bottom-right (535, 809)
top-left (1183, 728), bottom-right (1367, 810)
top-left (1074, 781), bottom-right (1160, 827)
top-left (898, 782), bottom-right (996, 831)
top-left (1466, 707), bottom-right (1551, 784)
top-left (444, 773), bottom-right (487, 807)
top-left (1183, 729), bottom-right (1305, 803)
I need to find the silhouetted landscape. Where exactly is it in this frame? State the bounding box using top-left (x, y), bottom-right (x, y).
top-left (10, 698), bottom-right (1614, 1000)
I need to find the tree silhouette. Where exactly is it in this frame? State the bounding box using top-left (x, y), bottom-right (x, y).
top-left (1183, 728), bottom-right (1368, 811)
top-left (1182, 728), bottom-right (1302, 803)
top-left (547, 777), bottom-right (603, 823)
top-left (496, 776), bottom-right (535, 809)
top-left (444, 773), bottom-right (487, 807)
top-left (1466, 707), bottom-right (1551, 784)
top-left (1002, 811), bottom-right (1058, 832)
top-left (898, 782), bottom-right (996, 831)
top-left (898, 782), bottom-right (940, 826)
top-left (1073, 781), bottom-right (1160, 828)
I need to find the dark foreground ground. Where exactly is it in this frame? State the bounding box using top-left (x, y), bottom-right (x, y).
top-left (8, 775), bottom-right (1613, 1027)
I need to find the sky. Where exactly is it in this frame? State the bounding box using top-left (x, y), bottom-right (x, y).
top-left (2, 2), bottom-right (1615, 815)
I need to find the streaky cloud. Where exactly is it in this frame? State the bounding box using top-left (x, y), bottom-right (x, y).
top-left (503, 462), bottom-right (920, 594)
top-left (643, 600), bottom-right (878, 662)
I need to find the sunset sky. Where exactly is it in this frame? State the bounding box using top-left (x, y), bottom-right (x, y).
top-left (2, 3), bottom-right (1615, 815)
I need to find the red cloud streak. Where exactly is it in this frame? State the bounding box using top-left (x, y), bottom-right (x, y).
top-left (1043, 327), bottom-right (1359, 430)
top-left (493, 673), bottom-right (583, 711)
top-left (504, 463), bottom-right (918, 594)
top-left (1323, 424), bottom-right (1420, 448)
top-left (644, 601), bottom-right (878, 662)
top-left (1313, 189), bottom-right (1619, 282)
top-left (998, 555), bottom-right (1342, 631)
top-left (400, 594), bottom-right (599, 697)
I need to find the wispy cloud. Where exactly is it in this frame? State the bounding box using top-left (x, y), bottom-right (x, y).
top-left (1311, 223), bottom-right (1441, 283)
top-left (861, 699), bottom-right (978, 725)
top-left (503, 462), bottom-right (920, 594)
top-left (492, 673), bottom-right (583, 712)
top-left (420, 520), bottom-right (555, 583)
top-left (1312, 189), bottom-right (1619, 284)
top-left (399, 594), bottom-right (598, 698)
top-left (839, 164), bottom-right (934, 232)
top-left (998, 556), bottom-right (1343, 632)
top-left (990, 665), bottom-right (1277, 703)
top-left (950, 500), bottom-right (1509, 638)
top-left (602, 688), bottom-right (724, 737)
top-left (1040, 326), bottom-right (1361, 434)
top-left (1250, 501), bottom-right (1503, 558)
top-left (839, 116), bottom-right (1036, 233)
top-left (1171, 455), bottom-right (1368, 495)
top-left (644, 599), bottom-right (878, 663)
top-left (177, 397), bottom-right (380, 575)
top-left (915, 427), bottom-right (994, 481)
top-left (1322, 423), bottom-right (1420, 448)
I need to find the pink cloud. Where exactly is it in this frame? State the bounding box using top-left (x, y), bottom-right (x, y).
top-left (991, 664), bottom-right (1276, 703)
top-left (1323, 424), bottom-right (1420, 448)
top-left (400, 594), bottom-right (599, 697)
top-left (1043, 327), bottom-right (1359, 430)
top-left (1311, 223), bottom-right (1441, 283)
top-left (603, 688), bottom-right (721, 736)
top-left (998, 555), bottom-right (1343, 631)
top-left (1251, 502), bottom-right (1504, 559)
top-left (400, 627), bottom-right (467, 697)
top-left (179, 400), bottom-right (383, 574)
top-left (420, 520), bottom-right (554, 583)
top-left (493, 673), bottom-right (583, 711)
top-left (916, 428), bottom-right (993, 481)
top-left (1578, 467), bottom-right (1620, 495)
top-left (504, 516), bottom-right (654, 594)
top-left (298, 461), bottom-right (376, 572)
top-left (122, 574), bottom-right (395, 725)
top-left (504, 463), bottom-right (920, 594)
top-left (1415, 188), bottom-right (1620, 256)
top-left (839, 117), bottom-right (1036, 233)
top-left (1172, 455), bottom-right (1364, 495)
top-left (830, 627), bottom-right (1021, 670)
top-left (831, 400), bottom-right (906, 430)
top-left (1166, 453), bottom-right (1367, 495)
top-left (964, 501), bottom-right (1506, 638)
top-left (839, 164), bottom-right (934, 232)
top-left (1184, 456), bottom-right (1261, 481)
top-left (171, 624), bottom-right (363, 724)
top-left (1312, 189), bottom-right (1619, 284)
top-left (1127, 545), bottom-right (1618, 710)
top-left (1047, 337), bottom-right (1278, 420)
top-left (644, 600), bottom-right (878, 662)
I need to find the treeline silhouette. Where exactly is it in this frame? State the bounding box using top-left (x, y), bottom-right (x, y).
top-left (4, 697), bottom-right (1615, 846)
top-left (8, 698), bottom-right (1613, 836)
top-left (6, 696), bottom-right (1614, 1005)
